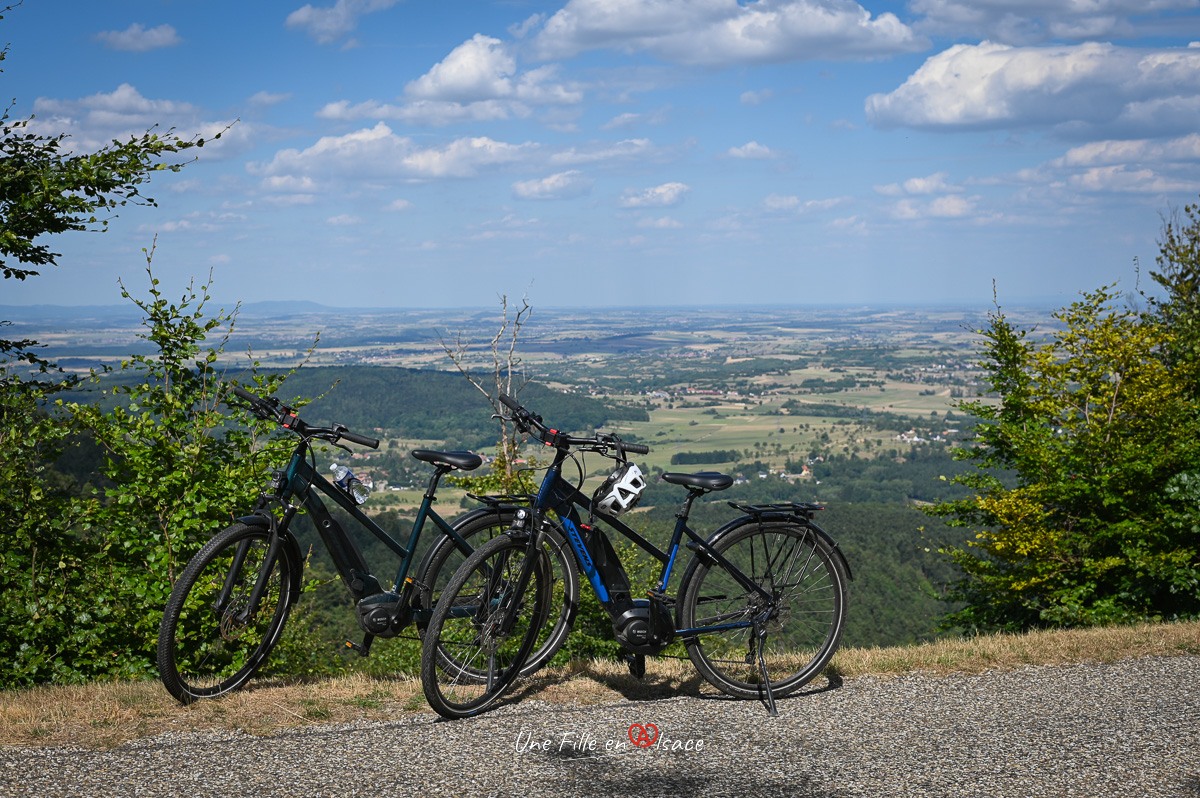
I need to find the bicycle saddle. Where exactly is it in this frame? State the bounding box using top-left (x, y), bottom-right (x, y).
top-left (411, 450), bottom-right (483, 471)
top-left (661, 472), bottom-right (734, 492)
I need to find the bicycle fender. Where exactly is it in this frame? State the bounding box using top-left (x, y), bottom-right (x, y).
top-left (676, 512), bottom-right (853, 626)
top-left (235, 515), bottom-right (306, 606)
top-left (449, 504), bottom-right (522, 531)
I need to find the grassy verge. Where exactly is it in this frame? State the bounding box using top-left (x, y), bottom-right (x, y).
top-left (3, 620), bottom-right (1197, 750)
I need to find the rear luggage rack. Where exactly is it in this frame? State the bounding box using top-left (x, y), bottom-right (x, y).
top-left (727, 501), bottom-right (824, 520)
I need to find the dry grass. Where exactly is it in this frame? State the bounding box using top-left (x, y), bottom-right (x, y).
top-left (2, 620), bottom-right (1197, 750)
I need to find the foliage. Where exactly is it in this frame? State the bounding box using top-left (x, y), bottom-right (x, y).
top-left (448, 447), bottom-right (544, 496)
top-left (0, 257), bottom-right (289, 687)
top-left (1148, 202), bottom-right (1200, 375)
top-left (273, 366), bottom-right (642, 450)
top-left (927, 283), bottom-right (1200, 631)
top-left (670, 449), bottom-right (741, 465)
top-left (0, 375), bottom-right (103, 684)
top-left (0, 8), bottom-right (241, 688)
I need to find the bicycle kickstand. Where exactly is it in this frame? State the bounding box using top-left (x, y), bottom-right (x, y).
top-left (753, 619), bottom-right (779, 717)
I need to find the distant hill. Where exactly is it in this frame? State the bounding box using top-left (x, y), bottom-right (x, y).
top-left (277, 366), bottom-right (647, 448)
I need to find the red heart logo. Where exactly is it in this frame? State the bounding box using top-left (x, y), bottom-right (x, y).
top-left (628, 723), bottom-right (659, 747)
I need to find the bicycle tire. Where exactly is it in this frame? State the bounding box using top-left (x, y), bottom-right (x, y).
top-left (678, 520), bottom-right (847, 700)
top-left (420, 533), bottom-right (551, 719)
top-left (417, 511), bottom-right (578, 677)
top-left (157, 523), bottom-right (297, 704)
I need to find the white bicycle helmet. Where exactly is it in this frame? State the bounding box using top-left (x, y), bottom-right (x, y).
top-left (592, 462), bottom-right (647, 516)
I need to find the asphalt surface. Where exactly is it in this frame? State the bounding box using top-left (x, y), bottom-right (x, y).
top-left (4, 655), bottom-right (1198, 797)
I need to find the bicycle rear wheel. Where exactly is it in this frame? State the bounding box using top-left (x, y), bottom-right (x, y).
top-left (157, 523), bottom-right (296, 703)
top-left (678, 521), bottom-right (847, 700)
top-left (417, 511), bottom-right (578, 677)
top-left (420, 533), bottom-right (550, 719)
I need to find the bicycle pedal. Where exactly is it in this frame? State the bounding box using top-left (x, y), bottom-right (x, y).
top-left (646, 589), bottom-right (674, 606)
top-left (626, 653), bottom-right (646, 679)
top-left (344, 634), bottom-right (374, 657)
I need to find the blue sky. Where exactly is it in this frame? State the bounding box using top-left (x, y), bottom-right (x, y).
top-left (5, 0), bottom-right (1200, 309)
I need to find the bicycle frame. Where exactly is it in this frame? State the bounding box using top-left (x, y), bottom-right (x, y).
top-left (239, 438), bottom-right (478, 627)
top-left (530, 446), bottom-right (773, 637)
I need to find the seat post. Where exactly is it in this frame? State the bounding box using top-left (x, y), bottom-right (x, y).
top-left (675, 489), bottom-right (704, 521)
top-left (423, 465), bottom-right (451, 501)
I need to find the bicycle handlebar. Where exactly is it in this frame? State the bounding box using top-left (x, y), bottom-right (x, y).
top-left (227, 384), bottom-right (379, 449)
top-left (336, 427), bottom-right (381, 449)
top-left (497, 393), bottom-right (649, 457)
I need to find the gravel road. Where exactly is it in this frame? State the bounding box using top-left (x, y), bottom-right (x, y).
top-left (4, 655), bottom-right (1198, 798)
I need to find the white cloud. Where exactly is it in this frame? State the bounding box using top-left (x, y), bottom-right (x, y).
top-left (316, 34), bottom-right (580, 127)
top-left (35, 82), bottom-right (198, 124)
top-left (406, 35), bottom-right (581, 105)
top-left (286, 0), bottom-right (403, 44)
top-left (532, 0), bottom-right (928, 66)
top-left (762, 194), bottom-right (850, 212)
top-left (94, 23), bottom-right (181, 52)
top-left (827, 215), bottom-right (866, 233)
top-left (763, 194), bottom-right (802, 211)
top-left (602, 112), bottom-right (642, 130)
top-left (327, 214), bottom-right (364, 225)
top-left (928, 195), bottom-right (976, 217)
top-left (909, 0), bottom-right (1196, 45)
top-left (28, 84), bottom-right (251, 158)
top-left (619, 182), bottom-right (690, 208)
top-left (404, 34), bottom-right (513, 102)
top-left (1055, 133), bottom-right (1200, 167)
top-left (511, 170), bottom-right (594, 200)
top-left (1067, 165), bottom-right (1198, 193)
top-left (889, 194), bottom-right (979, 219)
top-left (728, 141), bottom-right (781, 159)
top-left (740, 89), bottom-right (774, 105)
top-left (248, 122), bottom-right (539, 180)
top-left (549, 138), bottom-right (658, 167)
top-left (249, 91), bottom-right (292, 107)
top-left (866, 42), bottom-right (1200, 137)
top-left (136, 210), bottom-right (248, 234)
top-left (636, 216), bottom-right (683, 228)
top-left (385, 198), bottom-right (414, 211)
top-left (260, 175), bottom-right (319, 193)
top-left (509, 13), bottom-right (544, 39)
top-left (874, 172), bottom-right (962, 196)
top-left (317, 98), bottom-right (525, 126)
top-left (263, 194), bottom-right (317, 206)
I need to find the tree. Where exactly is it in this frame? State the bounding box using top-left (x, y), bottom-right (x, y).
top-left (0, 247), bottom-right (292, 686)
top-left (1147, 202), bottom-right (1200, 377)
top-left (1, 2), bottom-right (216, 369)
top-left (928, 281), bottom-right (1200, 631)
top-left (0, 6), bottom-right (251, 686)
top-left (437, 292), bottom-right (533, 490)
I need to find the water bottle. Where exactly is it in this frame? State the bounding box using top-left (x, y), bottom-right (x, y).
top-left (329, 463), bottom-right (370, 505)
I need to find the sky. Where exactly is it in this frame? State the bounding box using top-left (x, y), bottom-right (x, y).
top-left (4, 0), bottom-right (1200, 310)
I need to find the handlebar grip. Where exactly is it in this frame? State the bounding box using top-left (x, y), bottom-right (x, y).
top-left (231, 385), bottom-right (259, 403)
top-left (620, 443), bottom-right (650, 455)
top-left (340, 429), bottom-right (380, 449)
top-left (498, 393), bottom-right (522, 412)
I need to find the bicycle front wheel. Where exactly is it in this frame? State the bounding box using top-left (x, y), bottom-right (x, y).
top-left (678, 521), bottom-right (847, 700)
top-left (157, 523), bottom-right (296, 703)
top-left (417, 511), bottom-right (578, 677)
top-left (420, 534), bottom-right (550, 719)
